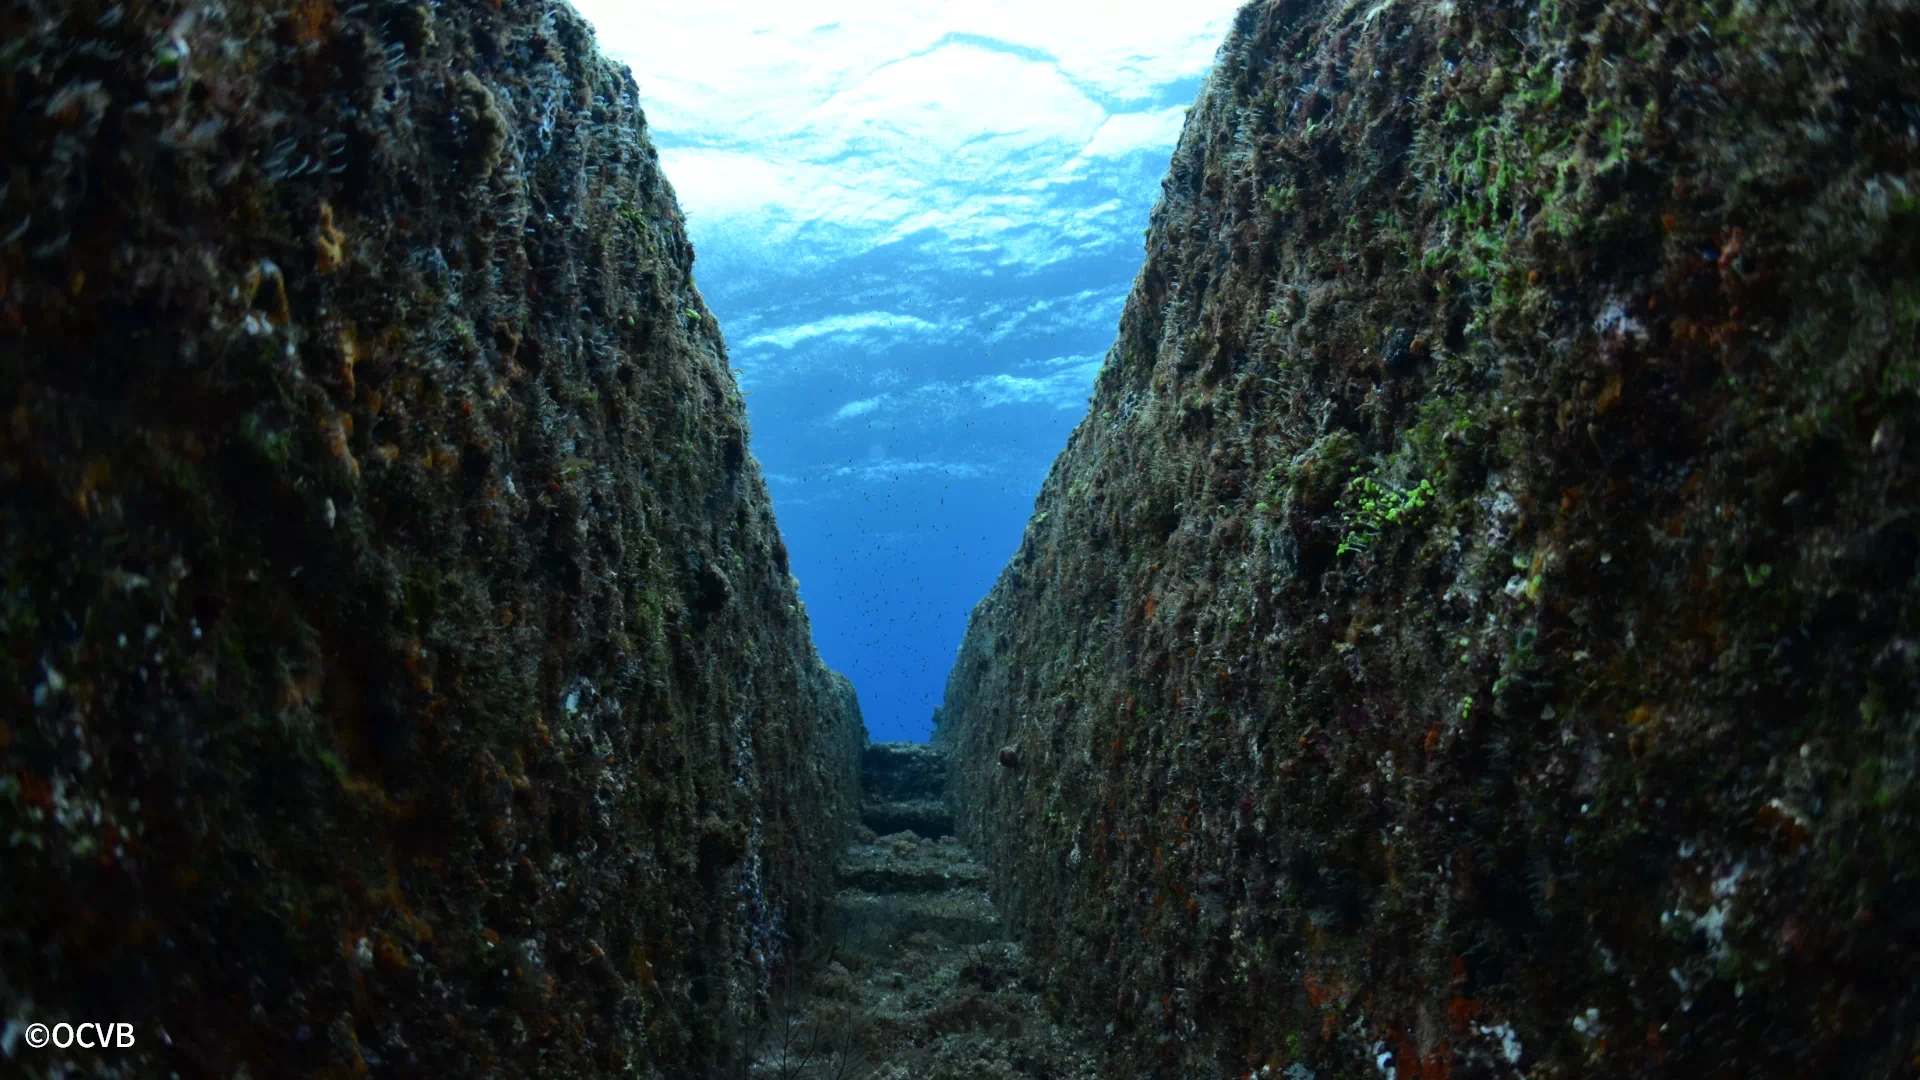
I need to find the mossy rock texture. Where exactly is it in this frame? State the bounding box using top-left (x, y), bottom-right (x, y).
top-left (0, 0), bottom-right (864, 1075)
top-left (938, 0), bottom-right (1920, 1076)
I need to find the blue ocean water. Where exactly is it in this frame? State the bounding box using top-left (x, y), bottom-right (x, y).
top-left (679, 136), bottom-right (1198, 741)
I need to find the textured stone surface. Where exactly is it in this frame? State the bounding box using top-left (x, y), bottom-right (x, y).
top-left (0, 1), bottom-right (862, 1075)
top-left (862, 742), bottom-right (954, 838)
top-left (758, 773), bottom-right (1106, 1080)
top-left (938, 0), bottom-right (1920, 1076)
top-left (837, 834), bottom-right (990, 895)
top-left (862, 741), bottom-right (951, 802)
top-left (861, 798), bottom-right (957, 840)
top-left (827, 889), bottom-right (1003, 952)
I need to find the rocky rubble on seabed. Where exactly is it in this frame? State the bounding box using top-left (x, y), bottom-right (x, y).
top-left (735, 748), bottom-right (1113, 1079)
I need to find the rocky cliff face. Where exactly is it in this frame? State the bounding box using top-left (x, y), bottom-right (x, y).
top-left (939, 0), bottom-right (1920, 1075)
top-left (0, 0), bottom-right (862, 1075)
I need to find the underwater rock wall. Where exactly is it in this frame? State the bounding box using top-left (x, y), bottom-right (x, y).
top-left (0, 0), bottom-right (863, 1075)
top-left (939, 0), bottom-right (1920, 1075)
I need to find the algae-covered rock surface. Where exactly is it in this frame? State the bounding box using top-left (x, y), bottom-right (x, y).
top-left (938, 0), bottom-right (1920, 1075)
top-left (861, 741), bottom-right (957, 839)
top-left (741, 745), bottom-right (1110, 1080)
top-left (0, 0), bottom-right (863, 1075)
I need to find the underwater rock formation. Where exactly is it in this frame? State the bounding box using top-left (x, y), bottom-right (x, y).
top-left (0, 0), bottom-right (863, 1075)
top-left (939, 0), bottom-right (1920, 1075)
top-left (860, 741), bottom-right (957, 840)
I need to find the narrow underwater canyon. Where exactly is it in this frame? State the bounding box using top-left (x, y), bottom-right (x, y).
top-left (2, 1), bottom-right (1917, 1079)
